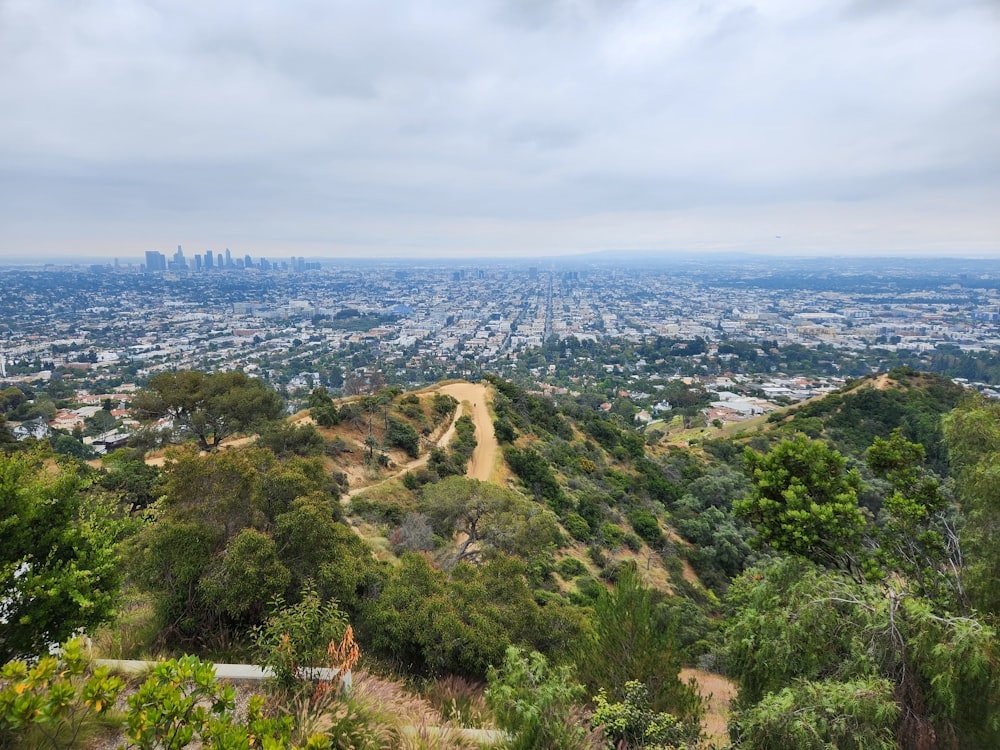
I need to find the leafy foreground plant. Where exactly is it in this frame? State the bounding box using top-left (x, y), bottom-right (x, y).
top-left (253, 584), bottom-right (351, 690)
top-left (0, 637), bottom-right (123, 750)
top-left (122, 655), bottom-right (311, 749)
top-left (591, 680), bottom-right (702, 749)
top-left (0, 640), bottom-right (335, 749)
top-left (486, 646), bottom-right (604, 750)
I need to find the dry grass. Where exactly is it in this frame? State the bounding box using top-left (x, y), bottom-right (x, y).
top-left (421, 675), bottom-right (492, 729)
top-left (680, 668), bottom-right (737, 747)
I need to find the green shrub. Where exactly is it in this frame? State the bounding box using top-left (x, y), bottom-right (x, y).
top-left (587, 545), bottom-right (608, 568)
top-left (562, 513), bottom-right (592, 541)
top-left (253, 585), bottom-right (349, 689)
top-left (591, 680), bottom-right (701, 749)
top-left (622, 532), bottom-right (643, 552)
top-left (349, 496), bottom-right (406, 526)
top-left (599, 522), bottom-right (625, 550)
top-left (628, 509), bottom-right (664, 547)
top-left (486, 647), bottom-right (602, 750)
top-left (0, 638), bottom-right (124, 750)
top-left (572, 575), bottom-right (604, 605)
top-left (557, 557), bottom-right (588, 579)
top-left (385, 417), bottom-right (420, 458)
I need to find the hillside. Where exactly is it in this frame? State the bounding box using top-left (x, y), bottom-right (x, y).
top-left (5, 369), bottom-right (996, 749)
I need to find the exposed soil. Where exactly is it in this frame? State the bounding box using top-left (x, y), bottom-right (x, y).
top-left (681, 668), bottom-right (737, 746)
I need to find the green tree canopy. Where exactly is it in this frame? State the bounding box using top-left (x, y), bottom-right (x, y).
top-left (130, 444), bottom-right (365, 646)
top-left (942, 395), bottom-right (1000, 618)
top-left (0, 450), bottom-right (120, 661)
top-left (725, 557), bottom-right (999, 749)
top-left (735, 434), bottom-right (866, 571)
top-left (132, 370), bottom-right (284, 450)
top-left (420, 476), bottom-right (562, 566)
top-left (865, 429), bottom-right (962, 608)
top-left (573, 564), bottom-right (702, 719)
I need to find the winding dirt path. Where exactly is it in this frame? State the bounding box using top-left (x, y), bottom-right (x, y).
top-left (139, 382), bottom-right (498, 497)
top-left (343, 381), bottom-right (496, 498)
top-left (437, 381), bottom-right (497, 482)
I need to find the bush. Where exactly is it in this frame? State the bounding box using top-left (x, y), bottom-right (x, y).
top-left (385, 416), bottom-right (420, 458)
top-left (587, 545), bottom-right (608, 568)
top-left (349, 496), bottom-right (407, 526)
top-left (598, 522), bottom-right (625, 550)
top-left (628, 508), bottom-right (665, 548)
top-left (557, 557), bottom-right (587, 579)
top-left (389, 513), bottom-right (436, 556)
top-left (572, 575), bottom-right (604, 605)
top-left (431, 393), bottom-right (458, 422)
top-left (562, 513), bottom-right (592, 541)
top-left (486, 647), bottom-right (603, 750)
top-left (622, 532), bottom-right (643, 552)
top-left (401, 469), bottom-right (437, 490)
top-left (0, 638), bottom-right (124, 749)
top-left (493, 418), bottom-right (516, 443)
top-left (252, 585), bottom-right (350, 689)
top-left (591, 680), bottom-right (701, 749)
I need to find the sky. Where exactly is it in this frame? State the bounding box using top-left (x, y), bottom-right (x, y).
top-left (1, 0), bottom-right (998, 261)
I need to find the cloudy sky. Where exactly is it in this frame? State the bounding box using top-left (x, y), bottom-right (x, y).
top-left (1, 0), bottom-right (998, 260)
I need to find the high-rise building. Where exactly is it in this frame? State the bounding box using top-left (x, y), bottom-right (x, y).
top-left (225, 248), bottom-right (232, 268)
top-left (171, 245), bottom-right (187, 270)
top-left (144, 250), bottom-right (166, 272)
top-left (205, 250), bottom-right (215, 269)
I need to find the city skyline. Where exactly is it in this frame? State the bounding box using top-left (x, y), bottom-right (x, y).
top-left (1, 0), bottom-right (998, 260)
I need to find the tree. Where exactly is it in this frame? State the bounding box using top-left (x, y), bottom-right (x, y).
top-left (131, 370), bottom-right (284, 450)
top-left (308, 386), bottom-right (340, 427)
top-left (735, 434), bottom-right (866, 571)
top-left (51, 433), bottom-right (93, 459)
top-left (725, 557), bottom-right (1000, 750)
top-left (942, 395), bottom-right (1000, 617)
top-left (420, 476), bottom-right (561, 566)
top-left (865, 429), bottom-right (962, 608)
top-left (0, 450), bottom-right (120, 661)
top-left (98, 453), bottom-right (163, 514)
top-left (83, 408), bottom-right (116, 437)
top-left (130, 445), bottom-right (354, 645)
top-left (0, 416), bottom-right (16, 451)
top-left (573, 565), bottom-right (702, 719)
top-left (199, 528), bottom-right (290, 623)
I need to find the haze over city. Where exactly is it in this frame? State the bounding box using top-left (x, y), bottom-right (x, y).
top-left (1, 0), bottom-right (998, 261)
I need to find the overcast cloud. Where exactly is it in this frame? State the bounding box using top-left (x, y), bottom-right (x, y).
top-left (1, 0), bottom-right (997, 259)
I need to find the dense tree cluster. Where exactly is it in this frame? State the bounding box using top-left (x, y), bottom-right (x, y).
top-left (132, 370), bottom-right (285, 450)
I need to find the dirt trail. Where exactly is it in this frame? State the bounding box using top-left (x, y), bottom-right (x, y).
top-left (343, 381), bottom-right (496, 498)
top-left (437, 382), bottom-right (496, 482)
top-left (680, 668), bottom-right (736, 745)
top-left (139, 383), bottom-right (498, 496)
